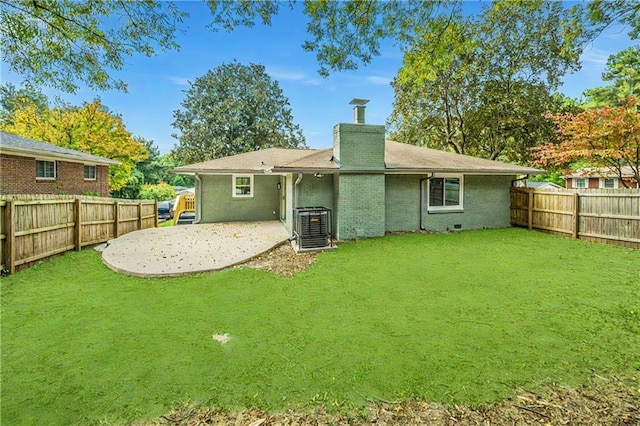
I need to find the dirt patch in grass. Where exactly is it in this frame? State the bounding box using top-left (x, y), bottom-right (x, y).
top-left (152, 376), bottom-right (639, 425)
top-left (241, 243), bottom-right (317, 277)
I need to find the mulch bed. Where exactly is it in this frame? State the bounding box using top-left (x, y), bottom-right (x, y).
top-left (152, 375), bottom-right (639, 425)
top-left (240, 243), bottom-right (317, 277)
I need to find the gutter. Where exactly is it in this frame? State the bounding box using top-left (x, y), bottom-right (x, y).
top-left (419, 174), bottom-right (435, 231)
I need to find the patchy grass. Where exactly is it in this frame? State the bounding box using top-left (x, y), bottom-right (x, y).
top-left (1, 228), bottom-right (638, 425)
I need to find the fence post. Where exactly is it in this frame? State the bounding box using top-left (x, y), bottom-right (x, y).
top-left (572, 192), bottom-right (580, 239)
top-left (5, 201), bottom-right (15, 274)
top-left (154, 200), bottom-right (158, 228)
top-left (527, 190), bottom-right (534, 230)
top-left (74, 199), bottom-right (82, 251)
top-left (137, 202), bottom-right (143, 230)
top-left (114, 202), bottom-right (120, 238)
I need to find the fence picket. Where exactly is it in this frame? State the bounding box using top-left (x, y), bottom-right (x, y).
top-left (511, 187), bottom-right (640, 249)
top-left (0, 194), bottom-right (156, 274)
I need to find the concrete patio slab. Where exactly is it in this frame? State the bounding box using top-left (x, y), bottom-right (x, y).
top-left (101, 221), bottom-right (290, 278)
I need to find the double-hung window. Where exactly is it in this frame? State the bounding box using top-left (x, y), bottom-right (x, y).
top-left (573, 178), bottom-right (587, 188)
top-left (601, 178), bottom-right (616, 189)
top-left (427, 175), bottom-right (463, 211)
top-left (84, 165), bottom-right (96, 180)
top-left (36, 160), bottom-right (56, 179)
top-left (232, 174), bottom-right (253, 198)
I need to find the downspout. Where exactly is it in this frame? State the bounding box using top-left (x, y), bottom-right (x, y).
top-left (511, 174), bottom-right (529, 187)
top-left (291, 173), bottom-right (303, 240)
top-left (193, 173), bottom-right (202, 224)
top-left (419, 174), bottom-right (434, 230)
top-left (294, 173), bottom-right (303, 208)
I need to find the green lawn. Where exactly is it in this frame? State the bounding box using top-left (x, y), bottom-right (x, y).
top-left (1, 228), bottom-right (638, 425)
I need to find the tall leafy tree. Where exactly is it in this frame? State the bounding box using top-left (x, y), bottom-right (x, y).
top-left (2, 1), bottom-right (636, 95)
top-left (172, 61), bottom-right (306, 165)
top-left (0, 82), bottom-right (48, 125)
top-left (1, 0), bottom-right (457, 93)
top-left (390, 0), bottom-right (581, 164)
top-left (1, 100), bottom-right (147, 191)
top-left (389, 16), bottom-right (478, 155)
top-left (583, 46), bottom-right (640, 107)
top-left (531, 97), bottom-right (640, 188)
top-left (0, 1), bottom-right (186, 92)
top-left (581, 0), bottom-right (640, 40)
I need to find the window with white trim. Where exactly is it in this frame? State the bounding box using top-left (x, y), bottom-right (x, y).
top-left (84, 165), bottom-right (96, 180)
top-left (428, 175), bottom-right (463, 211)
top-left (232, 174), bottom-right (253, 198)
top-left (601, 178), bottom-right (617, 189)
top-left (573, 178), bottom-right (587, 188)
top-left (36, 160), bottom-right (56, 179)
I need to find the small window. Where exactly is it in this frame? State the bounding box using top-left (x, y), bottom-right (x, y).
top-left (574, 178), bottom-right (587, 188)
top-left (428, 175), bottom-right (463, 211)
top-left (232, 174), bottom-right (253, 198)
top-left (602, 178), bottom-right (616, 189)
top-left (36, 160), bottom-right (56, 179)
top-left (84, 165), bottom-right (96, 180)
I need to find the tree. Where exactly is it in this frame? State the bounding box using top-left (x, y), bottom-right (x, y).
top-left (1, 1), bottom-right (186, 93)
top-left (138, 182), bottom-right (176, 201)
top-left (531, 97), bottom-right (640, 188)
top-left (172, 62), bottom-right (306, 164)
top-left (0, 82), bottom-right (48, 125)
top-left (389, 16), bottom-right (479, 154)
top-left (581, 0), bottom-right (640, 40)
top-left (389, 0), bottom-right (581, 164)
top-left (1, 99), bottom-right (147, 191)
top-left (2, 1), bottom-right (636, 95)
top-left (583, 46), bottom-right (640, 107)
top-left (1, 0), bottom-right (457, 93)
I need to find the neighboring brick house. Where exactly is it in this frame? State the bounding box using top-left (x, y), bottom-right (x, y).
top-left (564, 166), bottom-right (639, 189)
top-left (174, 101), bottom-right (543, 241)
top-left (0, 131), bottom-right (119, 197)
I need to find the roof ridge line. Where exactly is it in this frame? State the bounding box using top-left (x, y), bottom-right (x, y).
top-left (276, 147), bottom-right (331, 167)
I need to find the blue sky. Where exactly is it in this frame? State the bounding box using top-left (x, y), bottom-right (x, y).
top-left (1, 1), bottom-right (636, 155)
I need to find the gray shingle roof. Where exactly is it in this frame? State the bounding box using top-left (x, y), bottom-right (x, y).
top-left (564, 166), bottom-right (636, 179)
top-left (0, 131), bottom-right (120, 165)
top-left (174, 140), bottom-right (544, 175)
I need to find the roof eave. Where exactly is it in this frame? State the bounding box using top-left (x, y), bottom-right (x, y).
top-left (0, 146), bottom-right (120, 166)
top-left (385, 167), bottom-right (545, 175)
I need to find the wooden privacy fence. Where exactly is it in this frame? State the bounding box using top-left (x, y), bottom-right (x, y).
top-left (0, 194), bottom-right (157, 274)
top-left (510, 187), bottom-right (640, 249)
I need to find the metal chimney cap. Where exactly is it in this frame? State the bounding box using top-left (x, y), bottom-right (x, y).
top-left (349, 98), bottom-right (369, 106)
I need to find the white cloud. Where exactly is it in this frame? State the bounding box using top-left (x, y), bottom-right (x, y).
top-left (167, 76), bottom-right (191, 86)
top-left (268, 68), bottom-right (305, 81)
top-left (267, 66), bottom-right (325, 86)
top-left (366, 75), bottom-right (393, 85)
top-left (581, 48), bottom-right (611, 66)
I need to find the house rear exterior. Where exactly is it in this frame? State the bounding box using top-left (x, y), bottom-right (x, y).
top-left (174, 103), bottom-right (543, 240)
top-left (0, 131), bottom-right (119, 197)
top-left (565, 166), bottom-right (639, 189)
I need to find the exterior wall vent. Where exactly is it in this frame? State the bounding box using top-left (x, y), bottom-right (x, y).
top-left (349, 98), bottom-right (369, 124)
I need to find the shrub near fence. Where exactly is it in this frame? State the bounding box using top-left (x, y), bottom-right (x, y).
top-left (510, 187), bottom-right (640, 249)
top-left (0, 194), bottom-right (157, 274)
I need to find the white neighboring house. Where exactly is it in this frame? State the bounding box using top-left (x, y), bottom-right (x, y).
top-left (564, 166), bottom-right (639, 189)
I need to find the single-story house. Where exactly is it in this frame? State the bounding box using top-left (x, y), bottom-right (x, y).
top-left (564, 166), bottom-right (639, 189)
top-left (174, 103), bottom-right (543, 241)
top-left (0, 131), bottom-right (120, 197)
